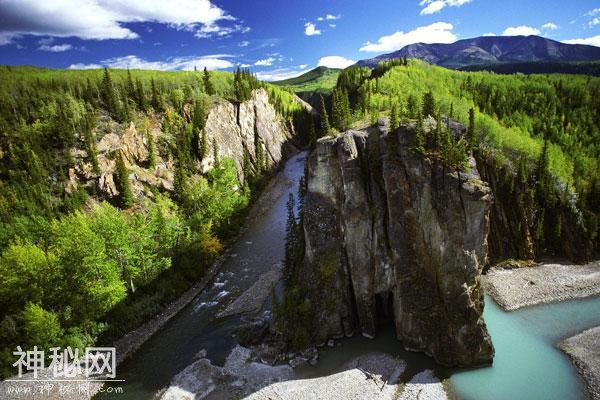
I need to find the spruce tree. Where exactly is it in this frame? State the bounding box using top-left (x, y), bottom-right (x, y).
top-left (320, 95), bottom-right (331, 135)
top-left (308, 117), bottom-right (317, 149)
top-left (413, 114), bottom-right (425, 153)
top-left (115, 152), bottom-right (133, 208)
top-left (212, 138), bottom-right (219, 168)
top-left (203, 67), bottom-right (215, 96)
top-left (150, 78), bottom-right (162, 112)
top-left (101, 68), bottom-right (119, 118)
top-left (147, 128), bottom-right (157, 169)
top-left (467, 108), bottom-right (476, 147)
top-left (200, 129), bottom-right (208, 160)
top-left (83, 110), bottom-right (100, 174)
top-left (422, 90), bottom-right (436, 118)
top-left (135, 79), bottom-right (147, 111)
top-left (283, 193), bottom-right (297, 286)
top-left (126, 69), bottom-right (135, 100)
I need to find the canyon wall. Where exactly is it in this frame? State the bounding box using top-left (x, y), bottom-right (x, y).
top-left (301, 123), bottom-right (494, 367)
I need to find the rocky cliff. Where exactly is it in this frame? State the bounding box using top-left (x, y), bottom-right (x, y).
top-left (301, 123), bottom-right (494, 367)
top-left (67, 88), bottom-right (297, 202)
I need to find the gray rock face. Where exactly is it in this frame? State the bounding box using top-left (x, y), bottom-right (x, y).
top-left (71, 88), bottom-right (297, 203)
top-left (301, 125), bottom-right (494, 367)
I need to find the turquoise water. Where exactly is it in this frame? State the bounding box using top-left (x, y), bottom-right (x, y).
top-left (450, 295), bottom-right (600, 400)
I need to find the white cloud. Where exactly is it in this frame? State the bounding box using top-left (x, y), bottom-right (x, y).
top-left (238, 41), bottom-right (249, 47)
top-left (299, 64), bottom-right (308, 69)
top-left (317, 56), bottom-right (355, 69)
top-left (562, 35), bottom-right (600, 47)
top-left (326, 14), bottom-right (341, 20)
top-left (38, 43), bottom-right (73, 52)
top-left (585, 8), bottom-right (600, 17)
top-left (0, 0), bottom-right (238, 45)
top-left (482, 32), bottom-right (496, 36)
top-left (329, 24), bottom-right (337, 28)
top-left (304, 22), bottom-right (321, 36)
top-left (502, 26), bottom-right (540, 36)
top-left (195, 24), bottom-right (250, 39)
top-left (590, 17), bottom-right (600, 27)
top-left (360, 22), bottom-right (457, 52)
top-left (69, 54), bottom-right (234, 71)
top-left (239, 63), bottom-right (251, 68)
top-left (541, 22), bottom-right (558, 30)
top-left (255, 67), bottom-right (311, 81)
top-left (419, 0), bottom-right (472, 16)
top-left (69, 63), bottom-right (103, 69)
top-left (255, 57), bottom-right (276, 66)
top-left (317, 17), bottom-right (324, 22)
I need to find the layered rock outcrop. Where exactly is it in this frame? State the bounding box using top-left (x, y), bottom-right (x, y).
top-left (301, 123), bottom-right (494, 366)
top-left (69, 88), bottom-right (298, 202)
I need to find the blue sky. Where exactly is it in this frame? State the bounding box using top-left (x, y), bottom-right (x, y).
top-left (1, 0), bottom-right (599, 80)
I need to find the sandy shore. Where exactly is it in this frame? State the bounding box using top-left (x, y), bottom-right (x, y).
top-left (559, 326), bottom-right (600, 400)
top-left (483, 260), bottom-right (600, 311)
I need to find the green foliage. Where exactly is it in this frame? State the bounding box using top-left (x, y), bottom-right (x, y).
top-left (115, 152), bottom-right (134, 209)
top-left (334, 58), bottom-right (597, 260)
top-left (320, 95), bottom-right (331, 135)
top-left (21, 303), bottom-right (63, 350)
top-left (203, 67), bottom-right (215, 96)
top-left (272, 66), bottom-right (341, 95)
top-left (332, 88), bottom-right (352, 132)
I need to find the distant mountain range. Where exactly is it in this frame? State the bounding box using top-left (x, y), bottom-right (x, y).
top-left (355, 35), bottom-right (600, 69)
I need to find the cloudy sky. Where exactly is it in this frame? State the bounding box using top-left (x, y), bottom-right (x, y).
top-left (1, 0), bottom-right (599, 80)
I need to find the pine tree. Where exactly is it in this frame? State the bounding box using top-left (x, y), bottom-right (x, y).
top-left (422, 90), bottom-right (436, 118)
top-left (407, 94), bottom-right (417, 119)
top-left (390, 104), bottom-right (399, 130)
top-left (150, 78), bottom-right (162, 112)
top-left (255, 138), bottom-right (264, 176)
top-left (212, 138), bottom-right (219, 168)
top-left (101, 68), bottom-right (119, 118)
top-left (413, 114), bottom-right (425, 153)
top-left (308, 117), bottom-right (317, 149)
top-left (173, 164), bottom-right (189, 209)
top-left (115, 152), bottom-right (133, 208)
top-left (147, 128), bottom-right (157, 169)
top-left (83, 110), bottom-right (100, 174)
top-left (283, 193), bottom-right (297, 285)
top-left (320, 95), bottom-right (331, 135)
top-left (200, 129), bottom-right (208, 160)
top-left (203, 67), bottom-right (215, 96)
top-left (135, 78), bottom-right (147, 111)
top-left (467, 108), bottom-right (476, 147)
top-left (126, 69), bottom-right (135, 100)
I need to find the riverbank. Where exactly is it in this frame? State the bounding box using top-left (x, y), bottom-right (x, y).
top-left (161, 349), bottom-right (449, 400)
top-left (111, 161), bottom-right (295, 366)
top-left (559, 326), bottom-right (600, 400)
top-left (483, 260), bottom-right (600, 311)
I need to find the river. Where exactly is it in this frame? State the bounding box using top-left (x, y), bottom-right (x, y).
top-left (100, 150), bottom-right (599, 400)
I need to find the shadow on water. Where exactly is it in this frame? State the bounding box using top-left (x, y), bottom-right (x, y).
top-left (97, 152), bottom-right (308, 400)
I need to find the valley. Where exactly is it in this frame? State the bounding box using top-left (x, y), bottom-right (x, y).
top-left (0, 7), bottom-right (599, 397)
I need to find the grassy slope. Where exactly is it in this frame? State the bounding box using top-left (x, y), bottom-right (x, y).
top-left (272, 66), bottom-right (341, 94)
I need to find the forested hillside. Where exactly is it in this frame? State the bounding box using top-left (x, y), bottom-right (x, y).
top-left (317, 59), bottom-right (598, 262)
top-left (0, 65), bottom-right (310, 377)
